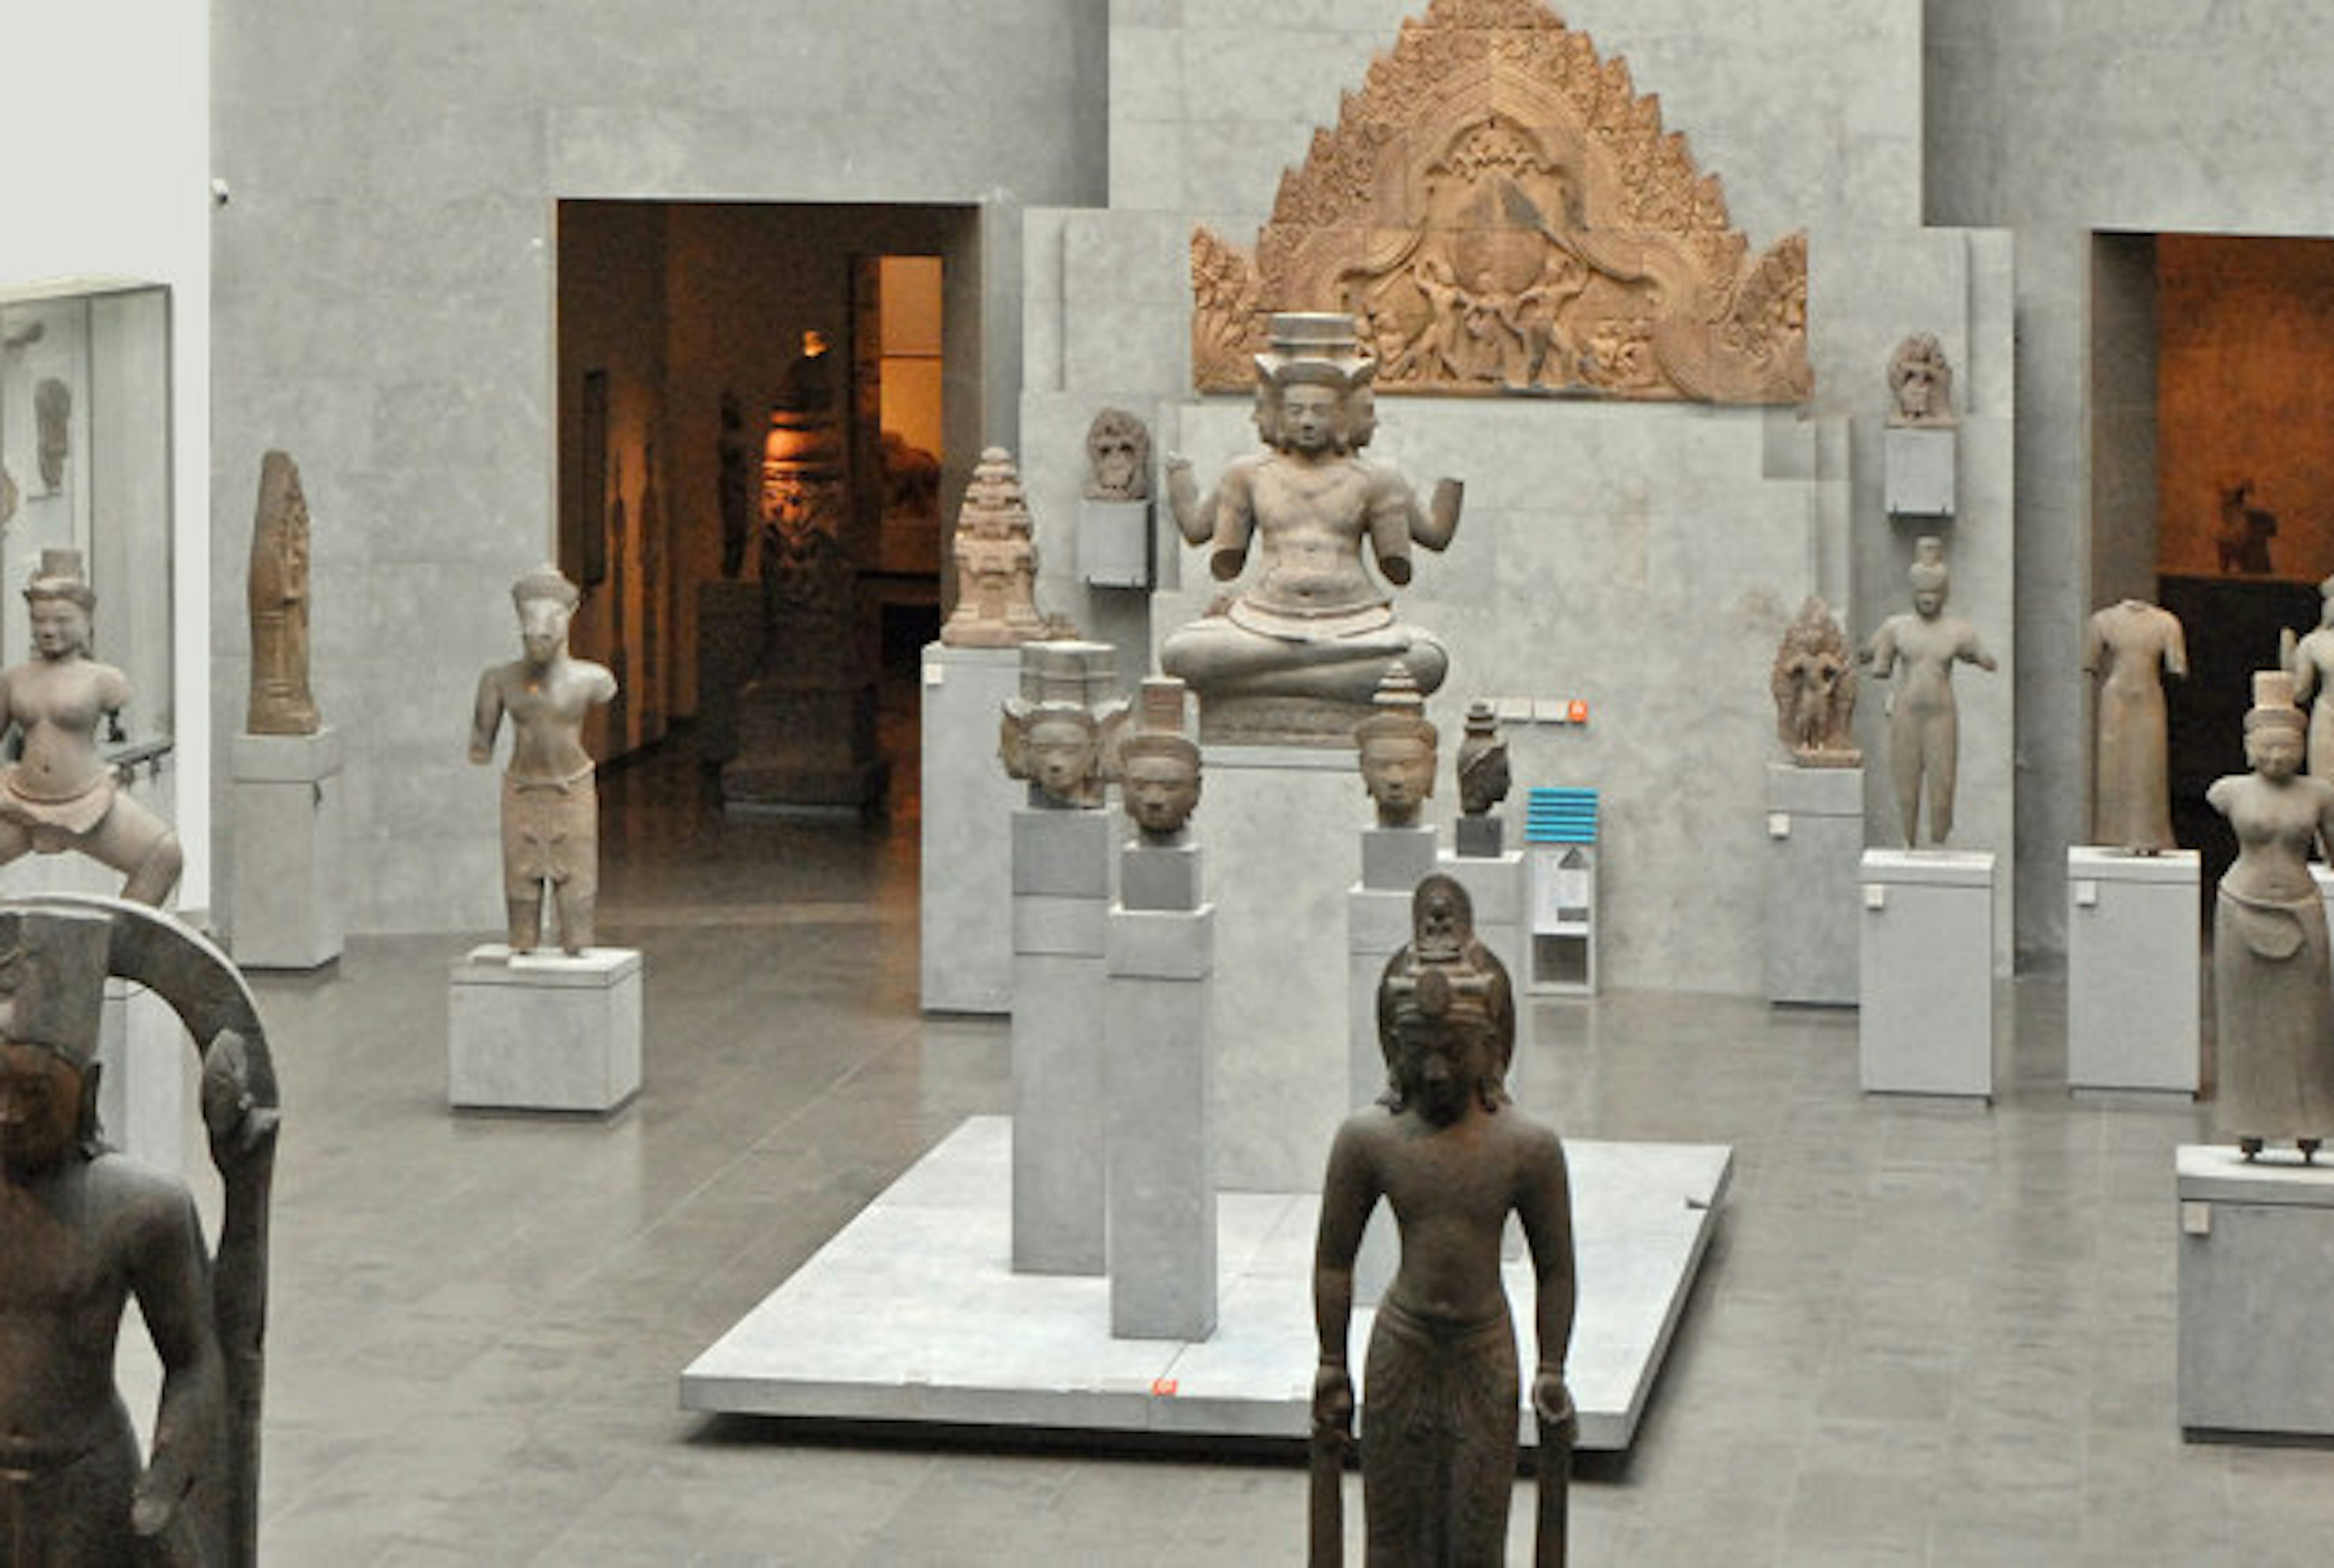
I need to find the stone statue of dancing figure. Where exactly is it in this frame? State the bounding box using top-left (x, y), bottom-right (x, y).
top-left (469, 567), bottom-right (617, 955)
top-left (0, 551), bottom-right (184, 904)
top-left (1312, 875), bottom-right (1577, 1566)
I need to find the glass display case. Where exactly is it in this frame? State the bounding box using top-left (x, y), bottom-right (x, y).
top-left (0, 279), bottom-right (173, 754)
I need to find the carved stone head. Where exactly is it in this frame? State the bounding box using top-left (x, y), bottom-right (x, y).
top-left (1455, 700), bottom-right (1509, 817)
top-left (1909, 536), bottom-right (1950, 617)
top-left (24, 549), bottom-right (94, 661)
top-left (1375, 875), bottom-right (1514, 1124)
top-left (0, 904), bottom-right (112, 1171)
top-left (1084, 408), bottom-right (1152, 501)
top-left (2245, 669), bottom-right (2307, 779)
top-left (1253, 314), bottom-right (1375, 456)
top-left (999, 639), bottom-right (1127, 809)
top-left (1116, 678), bottom-right (1200, 841)
top-left (1355, 663), bottom-right (1437, 828)
top-left (511, 565), bottom-right (580, 667)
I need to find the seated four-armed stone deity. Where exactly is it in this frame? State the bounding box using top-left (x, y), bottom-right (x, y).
top-left (1163, 312), bottom-right (1462, 744)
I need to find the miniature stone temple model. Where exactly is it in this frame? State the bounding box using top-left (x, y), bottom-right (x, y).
top-left (1885, 332), bottom-right (1955, 426)
top-left (2084, 599), bottom-right (2186, 851)
top-left (998, 642), bottom-right (1126, 811)
top-left (941, 447), bottom-right (1050, 648)
top-left (1454, 698), bottom-right (1512, 856)
top-left (1771, 597), bottom-right (1861, 767)
top-left (1118, 677), bottom-right (1200, 842)
top-left (469, 567), bottom-right (617, 955)
top-left (1163, 313), bottom-right (1462, 744)
top-left (1354, 663), bottom-right (1437, 829)
top-left (1312, 876), bottom-right (1575, 1567)
top-left (1083, 407), bottom-right (1151, 502)
top-left (0, 551), bottom-right (184, 905)
top-left (246, 450), bottom-right (320, 735)
top-left (1862, 538), bottom-right (1996, 847)
top-left (2285, 576), bottom-right (2334, 784)
top-left (0, 895), bottom-right (281, 1567)
top-left (2208, 672), bottom-right (2334, 1162)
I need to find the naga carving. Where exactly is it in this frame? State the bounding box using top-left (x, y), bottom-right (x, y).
top-left (1191, 0), bottom-right (1810, 406)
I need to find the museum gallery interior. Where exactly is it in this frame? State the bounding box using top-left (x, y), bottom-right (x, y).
top-left (16, 1), bottom-right (2334, 1563)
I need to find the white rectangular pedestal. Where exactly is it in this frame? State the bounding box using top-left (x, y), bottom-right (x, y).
top-left (1012, 808), bottom-right (1112, 1277)
top-left (2177, 1146), bottom-right (2334, 1436)
top-left (1859, 850), bottom-right (1994, 1098)
top-left (227, 727), bottom-right (346, 969)
top-left (2068, 848), bottom-right (2200, 1093)
top-left (1106, 899), bottom-right (1216, 1340)
top-left (1766, 764), bottom-right (1862, 1007)
top-left (448, 944), bottom-right (643, 1113)
top-left (919, 644), bottom-right (1024, 1014)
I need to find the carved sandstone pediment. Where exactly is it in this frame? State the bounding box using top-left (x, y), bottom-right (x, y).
top-left (1190, 0), bottom-right (1811, 404)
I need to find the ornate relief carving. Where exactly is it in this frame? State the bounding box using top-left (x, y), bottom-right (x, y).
top-left (1190, 0), bottom-right (1811, 405)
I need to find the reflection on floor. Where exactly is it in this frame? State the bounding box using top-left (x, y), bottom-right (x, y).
top-left (187, 738), bottom-right (2334, 1564)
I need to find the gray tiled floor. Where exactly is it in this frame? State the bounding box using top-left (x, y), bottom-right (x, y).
top-left (190, 740), bottom-right (2334, 1565)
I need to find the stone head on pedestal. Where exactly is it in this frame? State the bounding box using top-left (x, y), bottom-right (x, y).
top-left (1455, 700), bottom-right (1510, 817)
top-left (1355, 664), bottom-right (1437, 829)
top-left (999, 640), bottom-right (1127, 810)
top-left (1083, 408), bottom-right (1152, 502)
top-left (1887, 332), bottom-right (1955, 427)
top-left (1116, 678), bottom-right (1200, 842)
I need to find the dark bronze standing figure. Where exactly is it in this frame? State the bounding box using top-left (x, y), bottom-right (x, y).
top-left (1312, 874), bottom-right (1577, 1566)
top-left (0, 893), bottom-right (280, 1567)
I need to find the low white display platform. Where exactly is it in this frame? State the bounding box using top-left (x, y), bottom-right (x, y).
top-left (681, 1115), bottom-right (1732, 1453)
top-left (448, 944), bottom-right (643, 1114)
top-left (2177, 1144), bottom-right (2334, 1438)
top-left (225, 727), bottom-right (346, 969)
top-left (2067, 847), bottom-right (2199, 1094)
top-left (1858, 849), bottom-right (1994, 1099)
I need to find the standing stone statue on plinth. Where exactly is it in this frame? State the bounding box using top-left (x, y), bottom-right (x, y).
top-left (468, 567), bottom-right (616, 955)
top-left (2208, 672), bottom-right (2334, 1161)
top-left (0, 551), bottom-right (183, 904)
top-left (230, 452), bottom-right (345, 968)
top-left (1162, 312), bottom-right (1463, 744)
top-left (1862, 537), bottom-right (1995, 846)
top-left (1313, 875), bottom-right (1576, 1567)
top-left (1105, 677), bottom-right (1216, 1338)
top-left (2084, 597), bottom-right (2186, 851)
top-left (0, 894), bottom-right (282, 1568)
top-left (1000, 641), bottom-right (1126, 1274)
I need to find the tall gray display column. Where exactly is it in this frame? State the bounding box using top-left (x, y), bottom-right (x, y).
top-left (1765, 763), bottom-right (1862, 1006)
top-left (919, 643), bottom-right (1023, 1013)
top-left (1349, 824), bottom-right (1437, 1300)
top-left (1106, 832), bottom-right (1216, 1338)
top-left (1011, 805), bottom-right (1113, 1276)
